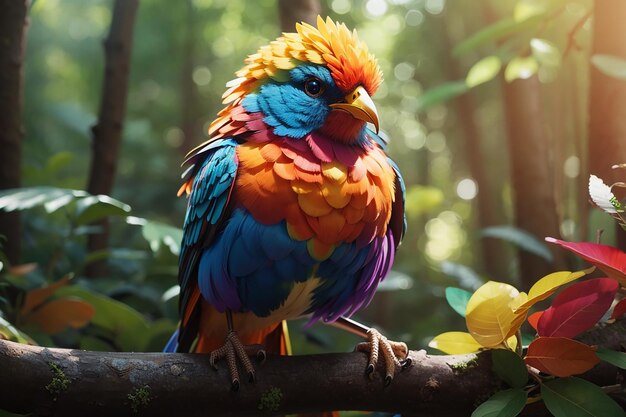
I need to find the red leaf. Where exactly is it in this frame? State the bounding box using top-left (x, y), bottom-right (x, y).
top-left (610, 298), bottom-right (626, 320)
top-left (545, 238), bottom-right (626, 287)
top-left (525, 337), bottom-right (599, 377)
top-left (527, 311), bottom-right (543, 331)
top-left (537, 278), bottom-right (619, 338)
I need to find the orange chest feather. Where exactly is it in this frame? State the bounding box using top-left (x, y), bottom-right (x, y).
top-left (235, 140), bottom-right (396, 260)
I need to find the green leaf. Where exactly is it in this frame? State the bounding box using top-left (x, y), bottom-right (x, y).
top-left (45, 151), bottom-right (75, 174)
top-left (504, 56), bottom-right (538, 82)
top-left (466, 56), bottom-right (502, 88)
top-left (531, 38), bottom-right (561, 67)
top-left (74, 195), bottom-right (131, 225)
top-left (56, 286), bottom-right (149, 351)
top-left (445, 287), bottom-right (472, 317)
top-left (0, 316), bottom-right (34, 344)
top-left (417, 81), bottom-right (468, 111)
top-left (481, 225), bottom-right (553, 262)
top-left (440, 261), bottom-right (484, 290)
top-left (541, 377), bottom-right (626, 417)
top-left (0, 187), bottom-right (86, 212)
top-left (453, 15), bottom-right (545, 56)
top-left (471, 388), bottom-right (527, 417)
top-left (140, 220), bottom-right (184, 255)
top-left (492, 349), bottom-right (528, 389)
top-left (591, 54), bottom-right (626, 80)
top-left (596, 347), bottom-right (626, 369)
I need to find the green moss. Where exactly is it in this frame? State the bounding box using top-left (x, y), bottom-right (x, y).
top-left (258, 386), bottom-right (283, 412)
top-left (128, 385), bottom-right (151, 413)
top-left (448, 357), bottom-right (479, 371)
top-left (45, 362), bottom-right (70, 400)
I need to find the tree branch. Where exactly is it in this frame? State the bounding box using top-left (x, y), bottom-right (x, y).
top-left (0, 320), bottom-right (624, 416)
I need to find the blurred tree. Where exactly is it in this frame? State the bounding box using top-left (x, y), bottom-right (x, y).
top-left (588, 0), bottom-right (626, 251)
top-left (436, 9), bottom-right (511, 280)
top-left (0, 0), bottom-right (29, 265)
top-left (279, 0), bottom-right (322, 31)
top-left (180, 0), bottom-right (199, 155)
top-left (86, 0), bottom-right (140, 277)
top-left (502, 74), bottom-right (567, 288)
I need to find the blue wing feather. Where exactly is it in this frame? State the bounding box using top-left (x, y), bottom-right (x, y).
top-left (176, 138), bottom-right (238, 351)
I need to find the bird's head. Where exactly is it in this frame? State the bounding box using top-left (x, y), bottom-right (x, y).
top-left (209, 16), bottom-right (383, 145)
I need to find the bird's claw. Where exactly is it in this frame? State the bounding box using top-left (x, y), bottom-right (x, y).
top-left (355, 328), bottom-right (410, 385)
top-left (209, 331), bottom-right (265, 391)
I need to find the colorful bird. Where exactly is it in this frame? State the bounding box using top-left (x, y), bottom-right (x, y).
top-left (165, 16), bottom-right (408, 389)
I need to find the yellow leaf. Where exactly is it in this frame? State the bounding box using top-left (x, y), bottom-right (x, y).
top-left (506, 334), bottom-right (518, 351)
top-left (513, 268), bottom-right (592, 316)
top-left (465, 56), bottom-right (502, 88)
top-left (25, 298), bottom-right (95, 335)
top-left (466, 281), bottom-right (521, 347)
top-left (514, 0), bottom-right (548, 21)
top-left (504, 56), bottom-right (538, 82)
top-left (429, 332), bottom-right (483, 354)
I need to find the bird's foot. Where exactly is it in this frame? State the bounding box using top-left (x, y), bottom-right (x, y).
top-left (209, 331), bottom-right (266, 391)
top-left (355, 328), bottom-right (412, 386)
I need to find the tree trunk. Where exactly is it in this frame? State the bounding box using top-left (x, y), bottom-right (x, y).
top-left (278, 0), bottom-right (321, 31)
top-left (180, 0), bottom-right (198, 155)
top-left (437, 9), bottom-right (511, 280)
top-left (588, 0), bottom-right (626, 251)
top-left (1, 318), bottom-right (624, 416)
top-left (85, 0), bottom-right (139, 277)
top-left (501, 76), bottom-right (567, 289)
top-left (0, 0), bottom-right (29, 265)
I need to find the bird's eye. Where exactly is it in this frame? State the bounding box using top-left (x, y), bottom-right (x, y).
top-left (304, 77), bottom-right (325, 98)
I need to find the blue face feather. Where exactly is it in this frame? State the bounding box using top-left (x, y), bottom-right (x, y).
top-left (242, 64), bottom-right (344, 139)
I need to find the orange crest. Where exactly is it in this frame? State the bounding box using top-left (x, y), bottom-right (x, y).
top-left (219, 16), bottom-right (383, 112)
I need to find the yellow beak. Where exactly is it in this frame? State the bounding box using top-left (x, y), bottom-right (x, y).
top-left (329, 86), bottom-right (380, 133)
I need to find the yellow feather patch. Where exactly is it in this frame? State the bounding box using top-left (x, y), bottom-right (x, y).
top-left (321, 161), bottom-right (348, 183)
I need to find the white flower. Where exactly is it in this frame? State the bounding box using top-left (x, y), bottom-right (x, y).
top-left (589, 174), bottom-right (620, 213)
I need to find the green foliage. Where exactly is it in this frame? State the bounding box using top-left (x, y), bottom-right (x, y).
top-left (491, 349), bottom-right (528, 389)
top-left (471, 388), bottom-right (527, 417)
top-left (417, 81), bottom-right (468, 111)
top-left (595, 347), bottom-right (626, 370)
top-left (127, 217), bottom-right (184, 256)
top-left (444, 287), bottom-right (472, 317)
top-left (453, 15), bottom-right (546, 57)
top-left (541, 377), bottom-right (626, 417)
top-left (440, 261), bottom-right (484, 290)
top-left (481, 225), bottom-right (553, 262)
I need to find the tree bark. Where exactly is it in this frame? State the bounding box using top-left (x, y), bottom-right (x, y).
top-left (85, 0), bottom-right (140, 277)
top-left (278, 0), bottom-right (321, 31)
top-left (180, 0), bottom-right (198, 156)
top-left (501, 76), bottom-right (568, 289)
top-left (588, 0), bottom-right (626, 251)
top-left (0, 0), bottom-right (29, 265)
top-left (1, 319), bottom-right (625, 416)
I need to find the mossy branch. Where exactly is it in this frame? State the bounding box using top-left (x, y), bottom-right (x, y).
top-left (0, 320), bottom-right (624, 416)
